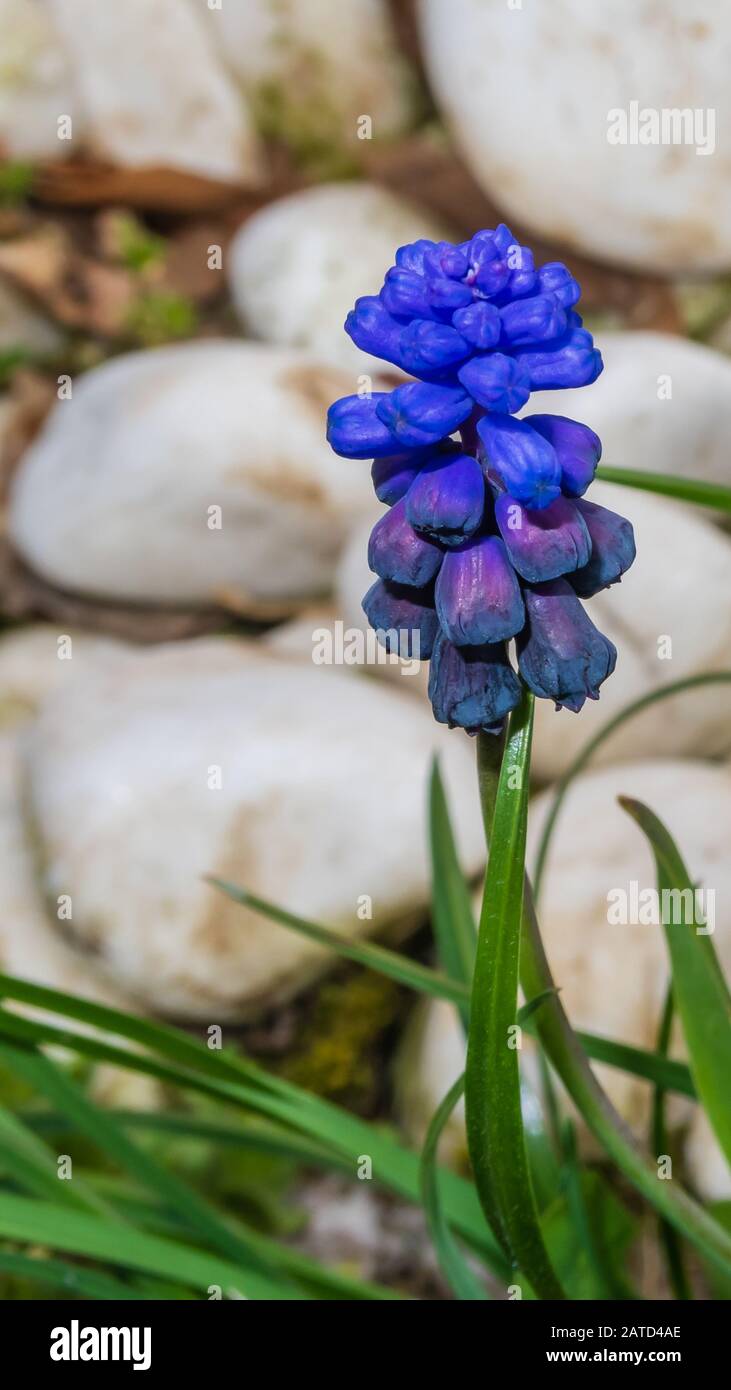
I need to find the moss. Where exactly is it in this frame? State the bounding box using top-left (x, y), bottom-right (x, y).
top-left (274, 968), bottom-right (401, 1111)
top-left (0, 161), bottom-right (34, 207)
top-left (125, 291), bottom-right (197, 347)
top-left (250, 71), bottom-right (360, 180)
top-left (106, 211), bottom-right (166, 275)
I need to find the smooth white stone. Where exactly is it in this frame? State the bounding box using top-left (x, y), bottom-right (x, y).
top-left (8, 341), bottom-right (374, 612)
top-left (0, 623), bottom-right (126, 726)
top-left (420, 0), bottom-right (731, 272)
top-left (206, 0), bottom-right (413, 158)
top-left (47, 0), bottom-right (261, 182)
top-left (23, 638), bottom-right (484, 1020)
top-left (228, 183), bottom-right (449, 377)
top-left (0, 0), bottom-right (83, 159)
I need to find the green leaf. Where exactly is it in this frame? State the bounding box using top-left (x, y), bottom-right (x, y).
top-left (0, 1039), bottom-right (301, 1298)
top-left (0, 1103), bottom-right (111, 1215)
top-left (0, 1192), bottom-right (297, 1300)
top-left (428, 759), bottom-right (477, 1027)
top-left (207, 877), bottom-right (466, 1008)
top-left (540, 1167), bottom-right (637, 1301)
top-left (0, 993), bottom-right (507, 1275)
top-left (467, 688), bottom-right (566, 1298)
top-left (53, 1109), bottom-right (349, 1171)
top-left (596, 465), bottom-right (731, 513)
top-left (0, 1249), bottom-right (163, 1301)
top-left (419, 1076), bottom-right (488, 1301)
top-left (650, 988), bottom-right (691, 1300)
top-left (73, 1172), bottom-right (402, 1302)
top-left (533, 672), bottom-right (731, 898)
top-left (619, 796), bottom-right (731, 1171)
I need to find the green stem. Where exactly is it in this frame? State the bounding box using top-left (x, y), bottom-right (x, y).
top-left (476, 734), bottom-right (731, 1280)
top-left (468, 693), bottom-right (566, 1298)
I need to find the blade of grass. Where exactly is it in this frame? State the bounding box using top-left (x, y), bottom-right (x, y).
top-left (429, 759), bottom-right (477, 1027)
top-left (0, 969), bottom-right (696, 1113)
top-left (559, 1120), bottom-right (638, 1300)
top-left (25, 1107), bottom-right (349, 1174)
top-left (420, 1075), bottom-right (489, 1301)
top-left (533, 672), bottom-right (731, 898)
top-left (650, 987), bottom-right (691, 1300)
top-left (0, 1039), bottom-right (303, 1299)
top-left (0, 998), bottom-right (507, 1274)
top-left (571, 1034), bottom-right (694, 1098)
top-left (207, 877), bottom-right (465, 1007)
top-left (0, 1104), bottom-right (114, 1216)
top-left (619, 797), bottom-right (731, 1169)
top-left (468, 688), bottom-right (566, 1298)
top-left (596, 465), bottom-right (731, 512)
top-left (0, 1249), bottom-right (164, 1300)
top-left (77, 1170), bottom-right (403, 1303)
top-left (0, 1191), bottom-right (296, 1299)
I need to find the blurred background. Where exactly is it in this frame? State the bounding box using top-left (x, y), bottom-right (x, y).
top-left (0, 0), bottom-right (730, 1297)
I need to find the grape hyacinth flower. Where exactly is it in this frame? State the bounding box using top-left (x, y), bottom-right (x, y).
top-left (327, 226), bottom-right (636, 734)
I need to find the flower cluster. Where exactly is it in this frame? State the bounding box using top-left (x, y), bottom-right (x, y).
top-left (326, 225), bottom-right (636, 734)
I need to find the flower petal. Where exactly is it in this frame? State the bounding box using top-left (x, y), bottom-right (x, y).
top-left (435, 535), bottom-right (525, 645)
top-left (371, 452), bottom-right (429, 505)
top-left (517, 578), bottom-right (617, 710)
top-left (398, 319), bottom-right (471, 374)
top-left (495, 493), bottom-right (592, 582)
top-left (375, 381), bottom-right (473, 448)
top-left (368, 498), bottom-right (443, 586)
top-left (568, 499), bottom-right (636, 597)
top-left (381, 266), bottom-right (437, 320)
top-left (537, 262), bottom-right (581, 308)
top-left (499, 293), bottom-right (566, 346)
top-left (511, 326), bottom-right (603, 390)
top-left (405, 452), bottom-right (484, 544)
top-left (395, 239), bottom-right (443, 273)
top-left (428, 631), bottom-right (521, 734)
top-left (478, 413), bottom-right (561, 510)
top-left (457, 353), bottom-right (531, 413)
top-left (362, 578), bottom-right (439, 659)
top-left (523, 413), bottom-right (601, 497)
top-left (327, 394), bottom-right (401, 459)
top-left (452, 301), bottom-right (501, 349)
top-left (345, 295), bottom-right (404, 365)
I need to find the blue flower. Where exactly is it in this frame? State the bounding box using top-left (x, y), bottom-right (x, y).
top-left (368, 497), bottom-right (443, 587)
top-left (362, 579), bottom-right (439, 660)
top-left (326, 224), bottom-right (635, 733)
top-left (435, 536), bottom-right (525, 646)
top-left (477, 414), bottom-right (561, 510)
top-left (516, 580), bottom-right (617, 712)
top-left (405, 451), bottom-right (485, 545)
top-left (429, 631), bottom-right (522, 734)
top-left (495, 493), bottom-right (591, 584)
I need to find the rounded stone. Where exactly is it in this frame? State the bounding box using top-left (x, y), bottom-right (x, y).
top-left (8, 341), bottom-right (374, 614)
top-left (420, 0), bottom-right (731, 273)
top-left (22, 638), bottom-right (484, 1020)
